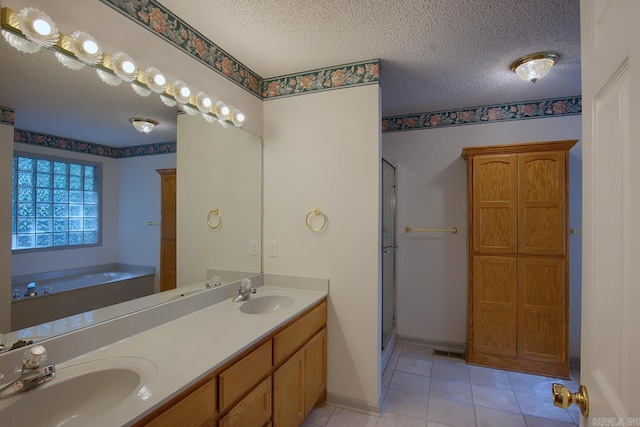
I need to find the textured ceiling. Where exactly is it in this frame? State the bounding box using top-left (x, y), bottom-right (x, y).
top-left (160, 0), bottom-right (581, 117)
top-left (0, 0), bottom-right (581, 148)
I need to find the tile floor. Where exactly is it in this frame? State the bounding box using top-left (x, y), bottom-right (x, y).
top-left (302, 342), bottom-right (581, 427)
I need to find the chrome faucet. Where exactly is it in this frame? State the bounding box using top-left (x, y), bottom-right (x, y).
top-left (232, 278), bottom-right (256, 302)
top-left (206, 275), bottom-right (222, 289)
top-left (24, 282), bottom-right (37, 297)
top-left (0, 345), bottom-right (56, 399)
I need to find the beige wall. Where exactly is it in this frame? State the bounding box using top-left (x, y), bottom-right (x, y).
top-left (176, 115), bottom-right (262, 286)
top-left (117, 153), bottom-right (177, 292)
top-left (382, 115), bottom-right (583, 358)
top-left (0, 124), bottom-right (13, 332)
top-left (263, 84), bottom-right (382, 411)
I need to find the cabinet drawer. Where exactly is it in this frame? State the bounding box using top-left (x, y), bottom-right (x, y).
top-left (274, 301), bottom-right (326, 365)
top-left (219, 377), bottom-right (271, 427)
top-left (219, 340), bottom-right (272, 411)
top-left (145, 377), bottom-right (216, 427)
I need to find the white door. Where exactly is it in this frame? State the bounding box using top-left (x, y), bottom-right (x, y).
top-left (579, 0), bottom-right (640, 423)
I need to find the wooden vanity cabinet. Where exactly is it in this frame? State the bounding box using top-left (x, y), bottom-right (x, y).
top-left (272, 298), bottom-right (327, 427)
top-left (462, 141), bottom-right (576, 378)
top-left (273, 327), bottom-right (327, 427)
top-left (273, 347), bottom-right (305, 427)
top-left (304, 327), bottom-right (327, 410)
top-left (135, 298), bottom-right (327, 427)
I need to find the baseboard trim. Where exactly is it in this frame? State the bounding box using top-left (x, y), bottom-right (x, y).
top-left (396, 336), bottom-right (581, 374)
top-left (326, 392), bottom-right (381, 416)
top-left (397, 335), bottom-right (467, 353)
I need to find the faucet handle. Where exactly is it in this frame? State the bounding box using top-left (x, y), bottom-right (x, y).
top-left (23, 345), bottom-right (48, 370)
top-left (240, 278), bottom-right (251, 290)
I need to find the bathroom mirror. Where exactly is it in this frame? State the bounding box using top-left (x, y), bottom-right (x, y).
top-left (0, 0), bottom-right (262, 344)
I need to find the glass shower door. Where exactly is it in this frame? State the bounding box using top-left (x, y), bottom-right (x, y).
top-left (381, 159), bottom-right (397, 351)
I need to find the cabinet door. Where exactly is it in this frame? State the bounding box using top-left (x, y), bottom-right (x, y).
top-left (517, 257), bottom-right (567, 364)
top-left (218, 377), bottom-right (271, 427)
top-left (472, 155), bottom-right (517, 254)
top-left (472, 256), bottom-right (518, 357)
top-left (517, 151), bottom-right (566, 256)
top-left (304, 328), bottom-right (327, 414)
top-left (273, 348), bottom-right (305, 427)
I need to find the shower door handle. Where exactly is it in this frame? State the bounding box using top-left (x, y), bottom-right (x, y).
top-left (382, 245), bottom-right (398, 254)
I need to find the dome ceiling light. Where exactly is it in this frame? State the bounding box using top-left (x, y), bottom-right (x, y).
top-left (130, 118), bottom-right (158, 134)
top-left (511, 52), bottom-right (559, 83)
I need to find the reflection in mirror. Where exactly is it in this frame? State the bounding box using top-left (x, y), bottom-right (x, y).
top-left (0, 8), bottom-right (262, 350)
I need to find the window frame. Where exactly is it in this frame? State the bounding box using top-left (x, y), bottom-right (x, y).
top-left (11, 150), bottom-right (103, 253)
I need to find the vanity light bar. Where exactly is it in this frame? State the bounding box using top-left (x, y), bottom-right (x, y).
top-left (0, 7), bottom-right (245, 128)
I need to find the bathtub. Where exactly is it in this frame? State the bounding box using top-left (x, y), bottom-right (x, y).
top-left (11, 264), bottom-right (155, 331)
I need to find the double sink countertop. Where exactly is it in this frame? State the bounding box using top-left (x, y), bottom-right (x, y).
top-left (0, 276), bottom-right (328, 427)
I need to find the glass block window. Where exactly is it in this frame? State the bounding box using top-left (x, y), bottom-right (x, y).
top-left (12, 152), bottom-right (101, 252)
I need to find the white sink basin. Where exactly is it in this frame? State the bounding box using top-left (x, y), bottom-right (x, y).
top-left (239, 294), bottom-right (295, 314)
top-left (0, 356), bottom-right (157, 427)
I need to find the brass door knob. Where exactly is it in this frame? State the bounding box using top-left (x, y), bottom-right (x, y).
top-left (552, 383), bottom-right (589, 417)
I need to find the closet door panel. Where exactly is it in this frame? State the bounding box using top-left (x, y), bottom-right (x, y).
top-left (517, 257), bottom-right (566, 363)
top-left (517, 152), bottom-right (566, 256)
top-left (472, 155), bottom-right (518, 254)
top-left (472, 256), bottom-right (518, 356)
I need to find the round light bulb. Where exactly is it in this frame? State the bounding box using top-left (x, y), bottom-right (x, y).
top-left (32, 18), bottom-right (52, 36)
top-left (231, 108), bottom-right (245, 127)
top-left (122, 60), bottom-right (135, 74)
top-left (153, 74), bottom-right (166, 86)
top-left (82, 40), bottom-right (98, 55)
top-left (202, 97), bottom-right (212, 108)
top-left (180, 86), bottom-right (190, 98)
top-left (220, 105), bottom-right (230, 117)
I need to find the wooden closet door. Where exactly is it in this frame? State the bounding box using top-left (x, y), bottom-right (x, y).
top-left (472, 256), bottom-right (518, 357)
top-left (517, 151), bottom-right (566, 256)
top-left (158, 169), bottom-right (177, 292)
top-left (472, 155), bottom-right (517, 254)
top-left (517, 257), bottom-right (566, 364)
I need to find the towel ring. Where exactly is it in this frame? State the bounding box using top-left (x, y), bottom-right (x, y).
top-left (305, 207), bottom-right (328, 232)
top-left (207, 209), bottom-right (222, 230)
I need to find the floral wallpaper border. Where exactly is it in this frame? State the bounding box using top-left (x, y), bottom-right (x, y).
top-left (262, 60), bottom-right (380, 99)
top-left (99, 0), bottom-right (264, 98)
top-left (14, 129), bottom-right (176, 159)
top-left (1, 106), bottom-right (15, 126)
top-left (99, 0), bottom-right (380, 100)
top-left (382, 97), bottom-right (582, 133)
